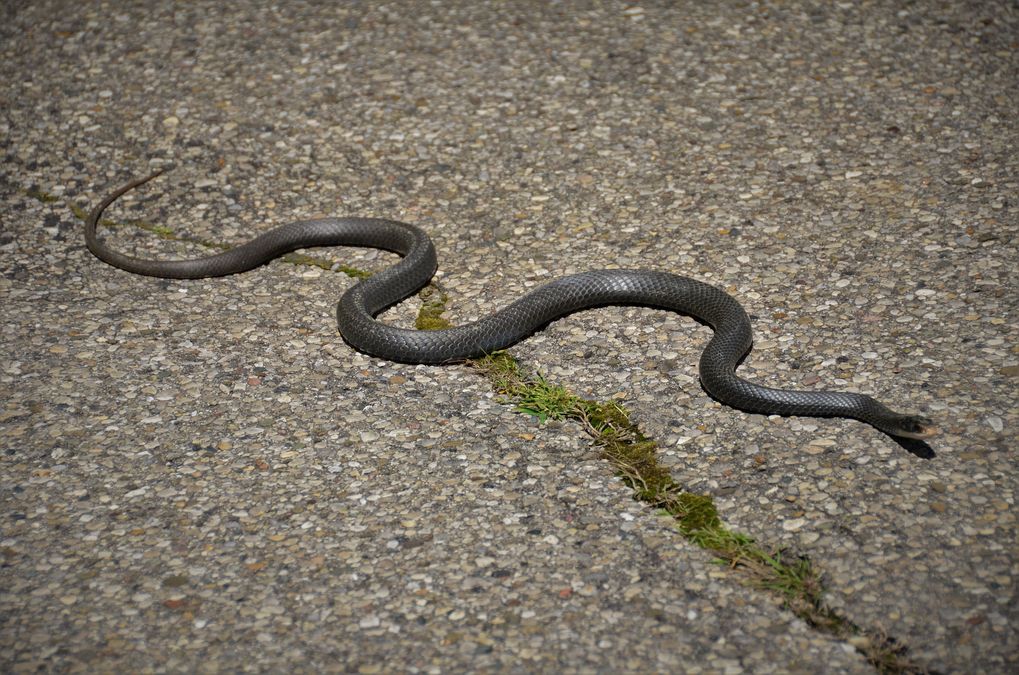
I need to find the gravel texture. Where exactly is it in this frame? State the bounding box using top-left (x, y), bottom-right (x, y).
top-left (2, 1), bottom-right (1016, 673)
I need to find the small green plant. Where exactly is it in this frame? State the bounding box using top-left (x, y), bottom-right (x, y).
top-left (471, 351), bottom-right (928, 674)
top-left (282, 252), bottom-right (371, 277)
top-left (25, 187), bottom-right (60, 203)
top-left (415, 285), bottom-right (452, 330)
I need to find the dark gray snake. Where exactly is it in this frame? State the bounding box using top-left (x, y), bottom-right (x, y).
top-left (85, 171), bottom-right (937, 440)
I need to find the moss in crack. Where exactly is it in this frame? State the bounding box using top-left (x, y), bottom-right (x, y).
top-left (69, 203), bottom-right (89, 221)
top-left (25, 187), bottom-right (60, 204)
top-left (415, 284), bottom-right (452, 330)
top-left (281, 252), bottom-right (371, 278)
top-left (471, 351), bottom-right (930, 675)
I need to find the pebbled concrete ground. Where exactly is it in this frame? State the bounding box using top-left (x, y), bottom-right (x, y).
top-left (1, 1), bottom-right (1016, 673)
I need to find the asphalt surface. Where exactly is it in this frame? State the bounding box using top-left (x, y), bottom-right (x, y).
top-left (1, 1), bottom-right (1016, 673)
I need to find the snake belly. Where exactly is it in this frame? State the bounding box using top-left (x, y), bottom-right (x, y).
top-left (84, 172), bottom-right (937, 440)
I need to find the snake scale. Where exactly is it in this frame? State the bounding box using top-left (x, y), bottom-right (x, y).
top-left (85, 171), bottom-right (937, 440)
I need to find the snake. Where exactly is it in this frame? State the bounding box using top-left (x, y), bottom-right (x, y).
top-left (84, 171), bottom-right (937, 440)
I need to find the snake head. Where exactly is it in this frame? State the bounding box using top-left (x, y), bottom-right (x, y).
top-left (888, 415), bottom-right (939, 440)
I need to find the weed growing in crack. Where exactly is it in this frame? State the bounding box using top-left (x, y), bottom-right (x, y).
top-left (471, 351), bottom-right (930, 675)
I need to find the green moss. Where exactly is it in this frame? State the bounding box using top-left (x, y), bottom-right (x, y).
top-left (281, 252), bottom-right (371, 278)
top-left (471, 351), bottom-right (928, 675)
top-left (25, 188), bottom-right (60, 204)
top-left (672, 492), bottom-right (722, 532)
top-left (339, 264), bottom-right (372, 279)
top-left (415, 284), bottom-right (453, 330)
top-left (69, 202), bottom-right (92, 221)
top-left (123, 220), bottom-right (181, 240)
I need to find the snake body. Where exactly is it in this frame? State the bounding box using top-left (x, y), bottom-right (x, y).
top-left (85, 172), bottom-right (936, 439)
